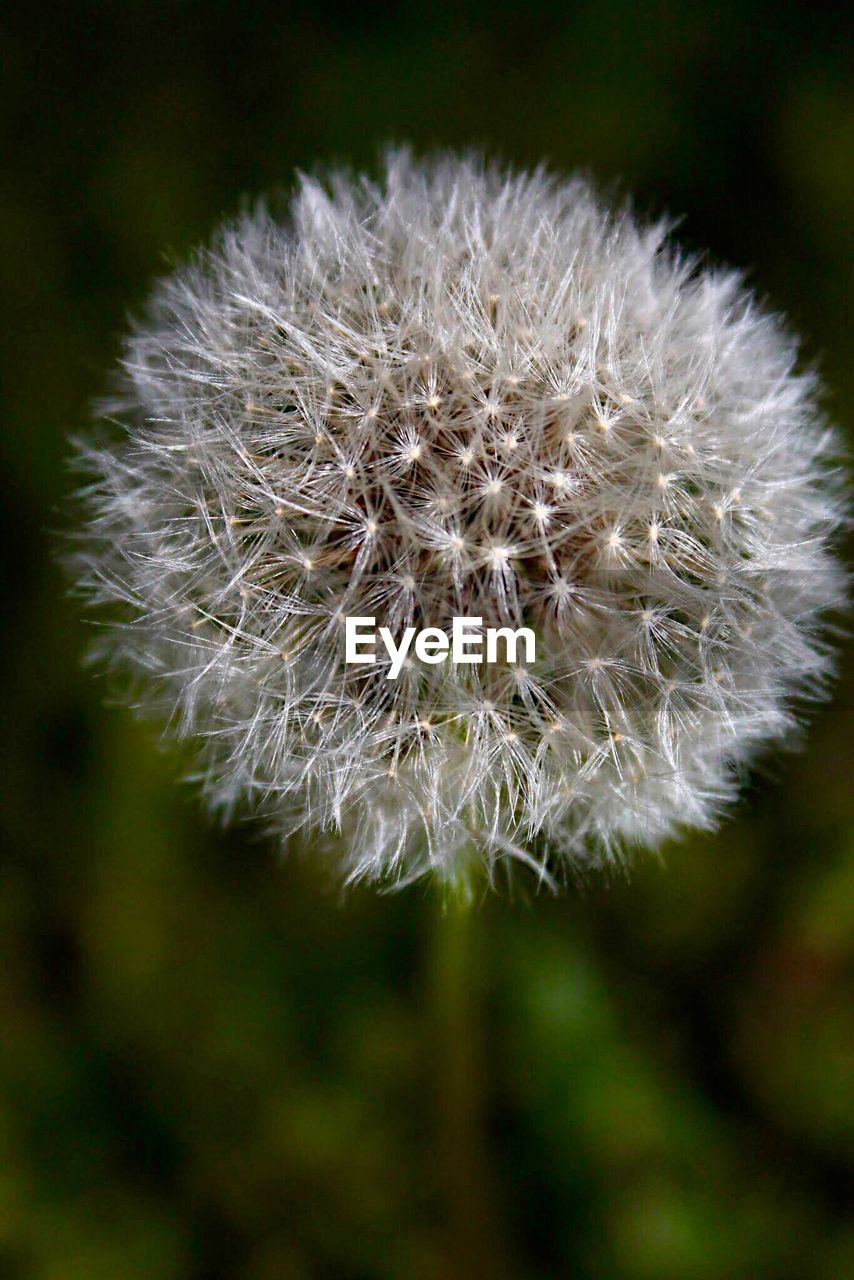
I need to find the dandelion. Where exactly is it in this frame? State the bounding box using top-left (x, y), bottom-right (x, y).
top-left (72, 149), bottom-right (846, 890)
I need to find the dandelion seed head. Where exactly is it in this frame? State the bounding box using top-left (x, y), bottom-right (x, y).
top-left (72, 149), bottom-right (846, 890)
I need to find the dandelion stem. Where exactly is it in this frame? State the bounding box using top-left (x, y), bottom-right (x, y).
top-left (430, 889), bottom-right (516, 1278)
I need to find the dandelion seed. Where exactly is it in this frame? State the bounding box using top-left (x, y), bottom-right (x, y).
top-left (72, 148), bottom-right (846, 889)
top-left (487, 545), bottom-right (512, 569)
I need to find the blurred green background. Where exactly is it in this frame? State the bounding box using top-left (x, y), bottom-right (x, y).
top-left (0, 2), bottom-right (851, 1277)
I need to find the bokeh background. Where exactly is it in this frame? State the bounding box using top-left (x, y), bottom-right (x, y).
top-left (1, 3), bottom-right (851, 1277)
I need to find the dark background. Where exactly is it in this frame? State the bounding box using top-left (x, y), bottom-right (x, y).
top-left (0, 3), bottom-right (851, 1277)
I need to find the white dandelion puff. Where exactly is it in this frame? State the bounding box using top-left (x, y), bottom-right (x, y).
top-left (72, 149), bottom-right (847, 890)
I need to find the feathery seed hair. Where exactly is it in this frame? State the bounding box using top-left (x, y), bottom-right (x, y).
top-left (74, 149), bottom-right (846, 890)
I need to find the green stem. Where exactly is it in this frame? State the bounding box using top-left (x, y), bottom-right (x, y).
top-left (431, 890), bottom-right (515, 1279)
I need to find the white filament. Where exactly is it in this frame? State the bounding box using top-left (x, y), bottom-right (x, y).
top-left (73, 149), bottom-right (847, 889)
